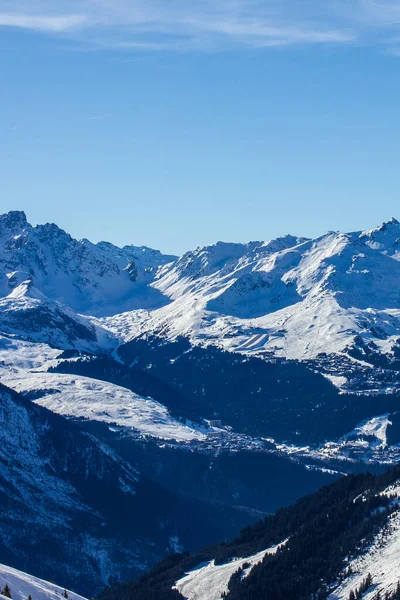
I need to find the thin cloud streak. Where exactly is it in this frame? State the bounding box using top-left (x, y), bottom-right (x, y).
top-left (0, 13), bottom-right (86, 32)
top-left (1, 0), bottom-right (400, 50)
top-left (184, 17), bottom-right (355, 44)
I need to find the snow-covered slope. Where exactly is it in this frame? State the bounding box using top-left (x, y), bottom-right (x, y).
top-left (0, 211), bottom-right (175, 317)
top-left (0, 377), bottom-right (248, 595)
top-left (102, 467), bottom-right (400, 600)
top-left (94, 218), bottom-right (400, 398)
top-left (359, 216), bottom-right (400, 259)
top-left (329, 482), bottom-right (400, 599)
top-left (115, 467), bottom-right (400, 600)
top-left (117, 225), bottom-right (400, 361)
top-left (0, 334), bottom-right (206, 441)
top-left (173, 541), bottom-right (287, 600)
top-left (0, 564), bottom-right (87, 600)
top-left (3, 210), bottom-right (400, 389)
top-left (0, 380), bottom-right (144, 593)
top-left (1, 370), bottom-right (206, 442)
top-left (0, 283), bottom-right (113, 352)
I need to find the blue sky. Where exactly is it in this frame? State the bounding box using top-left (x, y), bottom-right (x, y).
top-left (2, 1), bottom-right (400, 254)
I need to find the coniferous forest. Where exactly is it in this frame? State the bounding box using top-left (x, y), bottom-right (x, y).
top-left (98, 466), bottom-right (400, 600)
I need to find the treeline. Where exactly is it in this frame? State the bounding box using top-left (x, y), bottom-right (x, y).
top-left (98, 465), bottom-right (400, 600)
top-left (223, 476), bottom-right (392, 599)
top-left (118, 338), bottom-right (400, 444)
top-left (349, 580), bottom-right (400, 600)
top-left (379, 582), bottom-right (400, 599)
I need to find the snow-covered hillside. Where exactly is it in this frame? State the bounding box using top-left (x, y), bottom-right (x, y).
top-left (173, 541), bottom-right (287, 600)
top-left (12, 211), bottom-right (400, 598)
top-left (0, 564), bottom-right (87, 600)
top-left (0, 211), bottom-right (175, 317)
top-left (3, 210), bottom-right (400, 394)
top-left (0, 335), bottom-right (207, 441)
top-left (106, 467), bottom-right (400, 600)
top-left (0, 374), bottom-right (247, 596)
top-left (114, 225), bottom-right (400, 364)
top-left (0, 380), bottom-right (146, 593)
top-left (3, 210), bottom-right (400, 459)
top-left (329, 482), bottom-right (400, 599)
top-left (1, 370), bottom-right (206, 442)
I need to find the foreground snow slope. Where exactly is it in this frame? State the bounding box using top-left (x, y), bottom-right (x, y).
top-left (0, 564), bottom-right (87, 600)
top-left (174, 541), bottom-right (287, 600)
top-left (329, 483), bottom-right (400, 599)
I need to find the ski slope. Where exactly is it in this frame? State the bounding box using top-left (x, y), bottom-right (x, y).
top-left (173, 541), bottom-right (287, 600)
top-left (0, 563), bottom-right (87, 600)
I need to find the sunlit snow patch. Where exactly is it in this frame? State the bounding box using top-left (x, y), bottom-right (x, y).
top-left (173, 541), bottom-right (287, 600)
top-left (1, 370), bottom-right (206, 442)
top-left (0, 563), bottom-right (87, 600)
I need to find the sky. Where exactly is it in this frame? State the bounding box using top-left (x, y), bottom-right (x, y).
top-left (2, 1), bottom-right (400, 254)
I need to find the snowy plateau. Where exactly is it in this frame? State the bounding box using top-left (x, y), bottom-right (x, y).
top-left (3, 210), bottom-right (400, 596)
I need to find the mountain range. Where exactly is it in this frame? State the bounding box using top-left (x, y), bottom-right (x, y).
top-left (2, 210), bottom-right (400, 597)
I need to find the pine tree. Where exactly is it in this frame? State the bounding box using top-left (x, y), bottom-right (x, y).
top-left (396, 582), bottom-right (400, 600)
top-left (2, 584), bottom-right (12, 598)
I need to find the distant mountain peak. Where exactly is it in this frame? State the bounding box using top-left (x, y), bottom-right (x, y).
top-left (0, 210), bottom-right (28, 234)
top-left (358, 217), bottom-right (400, 260)
top-left (375, 216), bottom-right (400, 231)
top-left (0, 212), bottom-right (174, 316)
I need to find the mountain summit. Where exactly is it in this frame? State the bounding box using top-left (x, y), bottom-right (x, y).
top-left (0, 211), bottom-right (176, 317)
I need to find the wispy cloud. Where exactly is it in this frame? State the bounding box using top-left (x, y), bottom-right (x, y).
top-left (0, 13), bottom-right (86, 32)
top-left (2, 0), bottom-right (400, 51)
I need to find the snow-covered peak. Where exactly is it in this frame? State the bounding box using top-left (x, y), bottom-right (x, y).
top-left (0, 211), bottom-right (173, 317)
top-left (162, 235), bottom-right (306, 284)
top-left (283, 230), bottom-right (400, 307)
top-left (95, 240), bottom-right (176, 270)
top-left (114, 224), bottom-right (400, 365)
top-left (0, 211), bottom-right (28, 236)
top-left (262, 234), bottom-right (309, 253)
top-left (166, 240), bottom-right (263, 282)
top-left (4, 211), bottom-right (400, 373)
top-left (359, 217), bottom-right (400, 259)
